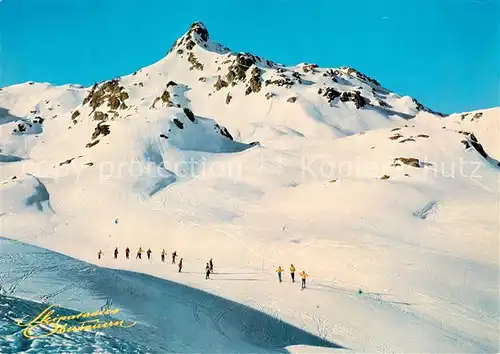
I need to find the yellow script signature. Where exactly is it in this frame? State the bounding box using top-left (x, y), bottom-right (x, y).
top-left (16, 304), bottom-right (136, 339)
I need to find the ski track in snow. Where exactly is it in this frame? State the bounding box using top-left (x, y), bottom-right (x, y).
top-left (0, 237), bottom-right (344, 353)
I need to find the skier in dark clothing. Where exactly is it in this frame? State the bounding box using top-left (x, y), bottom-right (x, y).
top-left (146, 248), bottom-right (152, 260)
top-left (98, 250), bottom-right (103, 260)
top-left (125, 247), bottom-right (130, 259)
top-left (209, 258), bottom-right (213, 273)
top-left (172, 251), bottom-right (177, 264)
top-left (161, 249), bottom-right (166, 262)
top-left (114, 247), bottom-right (118, 259)
top-left (205, 263), bottom-right (211, 279)
top-left (178, 258), bottom-right (183, 272)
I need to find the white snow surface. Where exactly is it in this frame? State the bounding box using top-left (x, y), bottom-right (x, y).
top-left (0, 22), bottom-right (498, 353)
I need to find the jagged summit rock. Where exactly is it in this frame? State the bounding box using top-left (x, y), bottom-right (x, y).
top-left (169, 21), bottom-right (230, 55)
top-left (188, 21), bottom-right (209, 42)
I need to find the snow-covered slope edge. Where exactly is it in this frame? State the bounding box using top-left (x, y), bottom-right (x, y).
top-left (0, 237), bottom-right (342, 353)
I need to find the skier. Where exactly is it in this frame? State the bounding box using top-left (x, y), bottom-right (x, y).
top-left (114, 247), bottom-right (119, 259)
top-left (276, 265), bottom-right (283, 283)
top-left (136, 247), bottom-right (143, 259)
top-left (300, 270), bottom-right (308, 289)
top-left (205, 263), bottom-right (211, 279)
top-left (172, 251), bottom-right (177, 264)
top-left (209, 258), bottom-right (214, 273)
top-left (146, 248), bottom-right (152, 260)
top-left (290, 264), bottom-right (296, 283)
top-left (125, 247), bottom-right (130, 259)
top-left (98, 250), bottom-right (103, 260)
top-left (161, 249), bottom-right (166, 262)
top-left (178, 258), bottom-right (183, 272)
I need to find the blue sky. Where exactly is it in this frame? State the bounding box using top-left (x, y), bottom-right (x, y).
top-left (0, 0), bottom-right (498, 114)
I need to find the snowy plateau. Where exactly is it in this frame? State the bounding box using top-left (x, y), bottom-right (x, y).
top-left (0, 22), bottom-right (498, 353)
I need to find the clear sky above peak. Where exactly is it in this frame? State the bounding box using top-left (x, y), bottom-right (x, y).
top-left (0, 0), bottom-right (498, 114)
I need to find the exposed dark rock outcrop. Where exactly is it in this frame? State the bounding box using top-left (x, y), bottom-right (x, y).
top-left (461, 112), bottom-right (483, 122)
top-left (214, 123), bottom-right (233, 140)
top-left (189, 21), bottom-right (209, 42)
top-left (378, 100), bottom-right (390, 108)
top-left (393, 157), bottom-right (420, 168)
top-left (161, 91), bottom-right (171, 104)
top-left (227, 53), bottom-right (257, 83)
top-left (71, 110), bottom-right (80, 121)
top-left (82, 79), bottom-right (129, 114)
top-left (91, 122), bottom-right (110, 140)
top-left (265, 92), bottom-right (276, 100)
top-left (399, 138), bottom-right (416, 143)
top-left (339, 91), bottom-right (367, 108)
top-left (321, 87), bottom-right (341, 103)
top-left (93, 111), bottom-right (108, 121)
top-left (59, 158), bottom-right (76, 166)
top-left (169, 21), bottom-right (210, 54)
top-left (389, 133), bottom-right (403, 140)
top-left (264, 77), bottom-right (295, 88)
top-left (341, 66), bottom-right (381, 87)
top-left (15, 123), bottom-right (27, 133)
top-left (188, 52), bottom-right (204, 71)
top-left (183, 108), bottom-right (195, 122)
top-left (301, 63), bottom-right (319, 73)
top-left (173, 118), bottom-right (184, 129)
top-left (214, 76), bottom-right (229, 91)
top-left (467, 133), bottom-right (497, 165)
top-left (245, 66), bottom-right (262, 95)
top-left (412, 98), bottom-right (445, 117)
top-left (86, 140), bottom-right (100, 148)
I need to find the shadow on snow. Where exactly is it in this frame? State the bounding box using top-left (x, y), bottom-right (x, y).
top-left (0, 237), bottom-right (346, 353)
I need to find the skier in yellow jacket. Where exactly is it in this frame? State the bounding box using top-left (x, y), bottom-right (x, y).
top-left (290, 264), bottom-right (296, 283)
top-left (300, 270), bottom-right (308, 289)
top-left (276, 265), bottom-right (283, 283)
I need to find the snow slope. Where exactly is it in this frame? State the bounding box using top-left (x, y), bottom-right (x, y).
top-left (0, 238), bottom-right (340, 353)
top-left (0, 21), bottom-right (498, 353)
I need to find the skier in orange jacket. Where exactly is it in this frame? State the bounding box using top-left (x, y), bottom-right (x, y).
top-left (276, 266), bottom-right (283, 283)
top-left (300, 270), bottom-right (308, 289)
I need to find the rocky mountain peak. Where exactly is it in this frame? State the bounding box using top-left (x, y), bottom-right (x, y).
top-left (168, 21), bottom-right (231, 56)
top-left (188, 21), bottom-right (209, 42)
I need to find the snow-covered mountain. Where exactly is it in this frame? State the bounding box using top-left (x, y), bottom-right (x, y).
top-left (0, 22), bottom-right (498, 353)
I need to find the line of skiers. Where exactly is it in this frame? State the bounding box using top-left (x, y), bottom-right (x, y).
top-left (98, 249), bottom-right (307, 288)
top-left (97, 248), bottom-right (214, 277)
top-left (276, 264), bottom-right (308, 289)
top-left (98, 247), bottom-right (178, 262)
